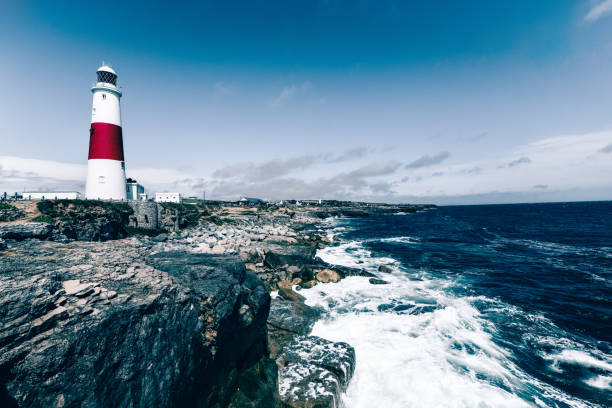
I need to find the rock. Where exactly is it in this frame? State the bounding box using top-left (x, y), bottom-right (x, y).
top-left (358, 270), bottom-right (376, 278)
top-left (378, 265), bottom-right (393, 273)
top-left (0, 205), bottom-right (25, 222)
top-left (369, 277), bottom-right (389, 285)
top-left (150, 233), bottom-right (168, 242)
top-left (0, 223), bottom-right (54, 241)
top-left (277, 335), bottom-right (355, 408)
top-left (277, 280), bottom-right (306, 303)
top-left (300, 280), bottom-right (317, 289)
top-left (267, 298), bottom-right (321, 359)
top-left (0, 238), bottom-right (6, 250)
top-left (0, 240), bottom-right (280, 408)
top-left (316, 269), bottom-right (340, 283)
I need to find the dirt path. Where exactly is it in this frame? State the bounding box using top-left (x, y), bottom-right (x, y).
top-left (2, 201), bottom-right (42, 225)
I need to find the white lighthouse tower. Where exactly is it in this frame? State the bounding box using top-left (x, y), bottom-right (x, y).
top-left (85, 64), bottom-right (127, 200)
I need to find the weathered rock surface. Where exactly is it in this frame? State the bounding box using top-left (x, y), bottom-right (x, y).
top-left (0, 205), bottom-right (25, 222)
top-left (0, 238), bottom-right (279, 408)
top-left (0, 223), bottom-right (54, 241)
top-left (267, 298), bottom-right (322, 359)
top-left (266, 298), bottom-right (355, 408)
top-left (315, 269), bottom-right (340, 284)
top-left (378, 265), bottom-right (392, 273)
top-left (277, 336), bottom-right (355, 408)
top-left (369, 277), bottom-right (389, 285)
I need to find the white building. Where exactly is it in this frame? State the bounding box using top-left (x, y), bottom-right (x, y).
top-left (23, 192), bottom-right (82, 200)
top-left (126, 178), bottom-right (146, 201)
top-left (155, 192), bottom-right (182, 203)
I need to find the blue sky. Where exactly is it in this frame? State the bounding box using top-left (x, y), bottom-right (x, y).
top-left (1, 0), bottom-right (611, 203)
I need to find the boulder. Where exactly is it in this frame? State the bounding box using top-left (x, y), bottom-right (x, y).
top-left (316, 269), bottom-right (341, 283)
top-left (277, 280), bottom-right (306, 303)
top-left (378, 265), bottom-right (393, 273)
top-left (277, 335), bottom-right (355, 408)
top-left (369, 277), bottom-right (389, 285)
top-left (267, 298), bottom-right (321, 359)
top-left (300, 280), bottom-right (317, 289)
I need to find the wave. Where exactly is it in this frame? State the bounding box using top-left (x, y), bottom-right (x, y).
top-left (377, 236), bottom-right (420, 244)
top-left (301, 232), bottom-right (598, 407)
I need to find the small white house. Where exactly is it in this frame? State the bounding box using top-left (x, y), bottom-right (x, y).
top-left (126, 179), bottom-right (146, 201)
top-left (23, 191), bottom-right (82, 200)
top-left (155, 192), bottom-right (182, 203)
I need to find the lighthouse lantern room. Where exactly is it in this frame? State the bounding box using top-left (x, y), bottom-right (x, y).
top-left (85, 64), bottom-right (127, 200)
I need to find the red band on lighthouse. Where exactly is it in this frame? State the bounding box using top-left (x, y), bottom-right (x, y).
top-left (88, 122), bottom-right (125, 161)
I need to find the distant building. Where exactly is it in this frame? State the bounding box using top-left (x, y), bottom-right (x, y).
top-left (155, 192), bottom-right (182, 203)
top-left (126, 178), bottom-right (146, 201)
top-left (238, 197), bottom-right (266, 206)
top-left (23, 191), bottom-right (82, 200)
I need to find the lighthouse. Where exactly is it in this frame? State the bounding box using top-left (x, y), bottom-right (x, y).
top-left (85, 64), bottom-right (127, 200)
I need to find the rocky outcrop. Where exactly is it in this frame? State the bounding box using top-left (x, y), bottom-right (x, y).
top-left (0, 223), bottom-right (54, 241)
top-left (267, 298), bottom-right (355, 408)
top-left (0, 200), bottom-right (207, 242)
top-left (0, 204), bottom-right (25, 222)
top-left (0, 238), bottom-right (279, 408)
top-left (36, 200), bottom-right (133, 241)
top-left (278, 336), bottom-right (355, 408)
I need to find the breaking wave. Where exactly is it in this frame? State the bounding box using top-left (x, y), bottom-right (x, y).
top-left (301, 206), bottom-right (611, 407)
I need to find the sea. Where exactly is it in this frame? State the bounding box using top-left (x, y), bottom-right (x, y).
top-left (299, 201), bottom-right (611, 407)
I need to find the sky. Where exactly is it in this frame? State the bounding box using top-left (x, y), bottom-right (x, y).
top-left (1, 0), bottom-right (611, 204)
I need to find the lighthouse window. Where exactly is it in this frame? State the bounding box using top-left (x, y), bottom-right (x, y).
top-left (102, 94), bottom-right (106, 100)
top-left (97, 71), bottom-right (117, 85)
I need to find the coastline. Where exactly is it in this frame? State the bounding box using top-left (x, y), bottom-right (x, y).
top-left (0, 200), bottom-right (432, 407)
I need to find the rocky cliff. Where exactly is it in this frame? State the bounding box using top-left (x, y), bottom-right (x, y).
top-left (0, 238), bottom-right (279, 408)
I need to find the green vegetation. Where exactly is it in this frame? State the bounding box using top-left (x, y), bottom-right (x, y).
top-left (32, 215), bottom-right (55, 224)
top-left (37, 200), bottom-right (133, 221)
top-left (0, 202), bottom-right (17, 211)
top-left (200, 215), bottom-right (225, 226)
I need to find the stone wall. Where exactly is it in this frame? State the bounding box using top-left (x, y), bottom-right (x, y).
top-left (127, 201), bottom-right (159, 230)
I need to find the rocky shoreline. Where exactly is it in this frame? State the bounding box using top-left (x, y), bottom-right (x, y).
top-left (0, 201), bottom-right (433, 407)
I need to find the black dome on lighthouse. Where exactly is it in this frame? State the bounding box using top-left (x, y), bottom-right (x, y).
top-left (96, 65), bottom-right (117, 86)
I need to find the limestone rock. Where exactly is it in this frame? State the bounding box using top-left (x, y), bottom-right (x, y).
top-left (277, 335), bottom-right (355, 408)
top-left (316, 269), bottom-right (340, 284)
top-left (0, 223), bottom-right (53, 241)
top-left (0, 240), bottom-right (279, 408)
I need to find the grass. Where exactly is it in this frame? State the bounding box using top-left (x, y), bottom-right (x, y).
top-left (0, 202), bottom-right (17, 211)
top-left (32, 215), bottom-right (55, 224)
top-left (37, 200), bottom-right (133, 220)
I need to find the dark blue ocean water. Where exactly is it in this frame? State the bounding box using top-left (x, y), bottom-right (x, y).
top-left (308, 201), bottom-right (611, 407)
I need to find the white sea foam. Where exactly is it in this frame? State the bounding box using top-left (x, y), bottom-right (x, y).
top-left (301, 235), bottom-right (593, 408)
top-left (584, 375), bottom-right (612, 390)
top-left (377, 236), bottom-right (420, 244)
top-left (544, 350), bottom-right (612, 372)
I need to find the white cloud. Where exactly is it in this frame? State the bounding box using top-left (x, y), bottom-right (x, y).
top-left (2, 131), bottom-right (611, 204)
top-left (394, 130), bottom-right (612, 199)
top-left (270, 81), bottom-right (312, 107)
top-left (585, 0), bottom-right (612, 22)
